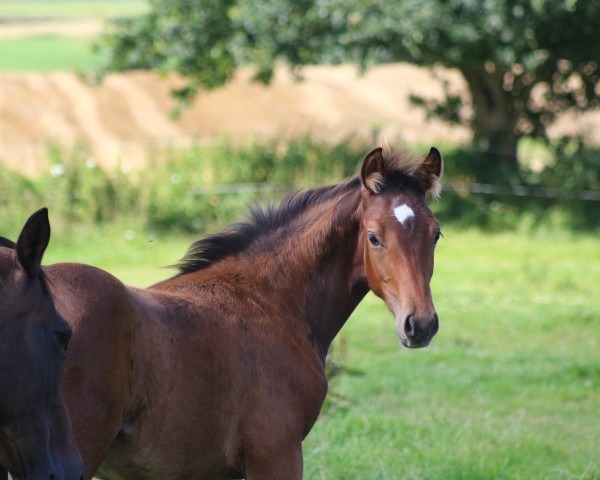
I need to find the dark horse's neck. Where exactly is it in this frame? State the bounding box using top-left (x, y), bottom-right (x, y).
top-left (165, 177), bottom-right (370, 363)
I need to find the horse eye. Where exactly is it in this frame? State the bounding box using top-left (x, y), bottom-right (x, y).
top-left (434, 230), bottom-right (443, 245)
top-left (367, 232), bottom-right (380, 247)
top-left (55, 330), bottom-right (72, 352)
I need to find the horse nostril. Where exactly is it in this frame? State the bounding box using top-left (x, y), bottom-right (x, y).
top-left (404, 315), bottom-right (415, 338)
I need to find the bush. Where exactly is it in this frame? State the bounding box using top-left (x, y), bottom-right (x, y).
top-left (435, 140), bottom-right (600, 232)
top-left (1, 136), bottom-right (598, 237)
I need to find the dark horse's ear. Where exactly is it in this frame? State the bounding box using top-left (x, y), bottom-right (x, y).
top-left (360, 147), bottom-right (386, 194)
top-left (414, 147), bottom-right (443, 198)
top-left (17, 208), bottom-right (51, 278)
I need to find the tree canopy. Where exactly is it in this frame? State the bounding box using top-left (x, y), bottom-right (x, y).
top-left (96, 0), bottom-right (600, 167)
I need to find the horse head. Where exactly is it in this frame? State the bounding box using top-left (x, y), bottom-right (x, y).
top-left (0, 208), bottom-right (85, 480)
top-left (358, 147), bottom-right (443, 348)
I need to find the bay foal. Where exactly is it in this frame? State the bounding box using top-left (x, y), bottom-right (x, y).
top-left (5, 146), bottom-right (443, 479)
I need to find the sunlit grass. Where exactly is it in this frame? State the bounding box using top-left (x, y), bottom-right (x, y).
top-left (0, 36), bottom-right (101, 71)
top-left (0, 0), bottom-right (148, 19)
top-left (26, 222), bottom-right (598, 479)
top-left (305, 229), bottom-right (599, 479)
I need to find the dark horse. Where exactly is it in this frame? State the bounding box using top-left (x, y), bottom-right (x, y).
top-left (4, 146), bottom-right (443, 479)
top-left (0, 209), bottom-right (85, 480)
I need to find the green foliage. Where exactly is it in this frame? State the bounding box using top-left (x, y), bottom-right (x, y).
top-left (435, 139), bottom-right (600, 231)
top-left (0, 137), bottom-right (365, 235)
top-left (142, 137), bottom-right (364, 231)
top-left (1, 137), bottom-right (598, 237)
top-left (234, 0), bottom-right (600, 163)
top-left (95, 0), bottom-right (600, 168)
top-left (92, 0), bottom-right (238, 104)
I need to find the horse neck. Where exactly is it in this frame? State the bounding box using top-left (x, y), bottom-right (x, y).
top-left (242, 185), bottom-right (369, 361)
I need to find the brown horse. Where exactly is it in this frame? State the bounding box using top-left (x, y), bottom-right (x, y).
top-left (0, 209), bottom-right (85, 480)
top-left (9, 146), bottom-right (443, 479)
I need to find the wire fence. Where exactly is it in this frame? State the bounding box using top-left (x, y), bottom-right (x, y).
top-left (185, 181), bottom-right (600, 202)
top-left (446, 182), bottom-right (600, 202)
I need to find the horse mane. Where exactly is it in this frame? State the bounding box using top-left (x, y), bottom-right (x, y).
top-left (176, 146), bottom-right (435, 274)
top-left (176, 176), bottom-right (362, 274)
top-left (0, 237), bottom-right (16, 249)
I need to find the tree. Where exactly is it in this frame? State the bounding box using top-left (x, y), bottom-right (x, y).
top-left (97, 0), bottom-right (600, 170)
top-left (94, 0), bottom-right (236, 104)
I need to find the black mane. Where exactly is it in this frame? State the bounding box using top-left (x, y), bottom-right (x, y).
top-left (176, 176), bottom-right (361, 274)
top-left (0, 237), bottom-right (16, 249)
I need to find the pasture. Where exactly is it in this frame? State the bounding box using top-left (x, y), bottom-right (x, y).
top-left (22, 222), bottom-right (597, 479)
top-left (0, 0), bottom-right (147, 71)
top-left (0, 0), bottom-right (148, 19)
top-left (0, 36), bottom-right (101, 71)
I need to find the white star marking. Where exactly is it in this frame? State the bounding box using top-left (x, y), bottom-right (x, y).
top-left (393, 204), bottom-right (415, 224)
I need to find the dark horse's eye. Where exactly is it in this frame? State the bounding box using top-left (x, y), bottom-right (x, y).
top-left (367, 231), bottom-right (380, 247)
top-left (434, 230), bottom-right (443, 245)
top-left (55, 330), bottom-right (72, 352)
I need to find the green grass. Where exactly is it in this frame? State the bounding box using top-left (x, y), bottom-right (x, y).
top-left (305, 229), bottom-right (600, 479)
top-left (42, 222), bottom-right (193, 286)
top-left (0, 36), bottom-right (102, 71)
top-left (0, 0), bottom-right (148, 19)
top-left (10, 220), bottom-right (594, 479)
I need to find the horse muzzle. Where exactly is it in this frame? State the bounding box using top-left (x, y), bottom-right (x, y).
top-left (397, 313), bottom-right (439, 349)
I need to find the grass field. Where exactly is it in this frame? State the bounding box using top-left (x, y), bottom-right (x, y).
top-left (7, 219), bottom-right (594, 479)
top-left (0, 0), bottom-right (148, 19)
top-left (0, 36), bottom-right (101, 71)
top-left (0, 1), bottom-right (148, 71)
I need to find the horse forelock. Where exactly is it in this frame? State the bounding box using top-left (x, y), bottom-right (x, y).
top-left (381, 145), bottom-right (423, 177)
top-left (381, 145), bottom-right (442, 198)
top-left (176, 177), bottom-right (362, 274)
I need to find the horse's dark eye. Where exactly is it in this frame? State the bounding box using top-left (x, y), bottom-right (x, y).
top-left (367, 232), bottom-right (380, 246)
top-left (55, 330), bottom-right (72, 352)
top-left (434, 230), bottom-right (443, 245)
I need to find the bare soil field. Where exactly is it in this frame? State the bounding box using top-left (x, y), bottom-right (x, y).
top-left (0, 64), bottom-right (476, 174)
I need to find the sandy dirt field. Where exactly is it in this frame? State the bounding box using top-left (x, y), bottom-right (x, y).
top-left (0, 64), bottom-right (476, 174)
top-left (0, 19), bottom-right (598, 175)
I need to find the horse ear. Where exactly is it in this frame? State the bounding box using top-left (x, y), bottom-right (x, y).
top-left (414, 147), bottom-right (443, 198)
top-left (16, 208), bottom-right (51, 278)
top-left (360, 147), bottom-right (386, 194)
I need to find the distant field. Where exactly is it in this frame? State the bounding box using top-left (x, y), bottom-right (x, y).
top-left (0, 0), bottom-right (148, 19)
top-left (7, 219), bottom-right (591, 479)
top-left (0, 35), bottom-right (101, 71)
top-left (0, 1), bottom-right (147, 71)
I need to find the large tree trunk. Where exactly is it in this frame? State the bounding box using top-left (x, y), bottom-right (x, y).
top-left (461, 66), bottom-right (520, 172)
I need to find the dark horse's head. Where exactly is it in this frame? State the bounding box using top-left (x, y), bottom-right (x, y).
top-left (0, 209), bottom-right (85, 480)
top-left (359, 147), bottom-right (443, 348)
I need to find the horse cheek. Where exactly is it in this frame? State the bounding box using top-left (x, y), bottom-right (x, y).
top-left (364, 249), bottom-right (384, 298)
